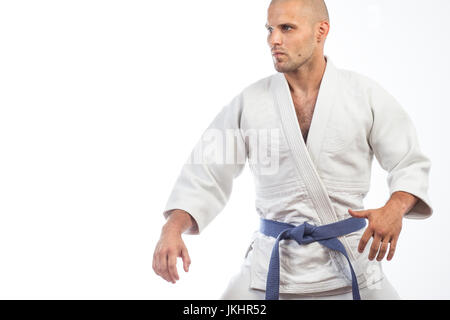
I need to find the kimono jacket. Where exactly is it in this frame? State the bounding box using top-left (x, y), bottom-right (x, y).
top-left (162, 55), bottom-right (433, 294)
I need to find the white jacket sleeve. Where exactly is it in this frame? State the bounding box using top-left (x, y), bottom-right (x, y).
top-left (162, 94), bottom-right (248, 234)
top-left (368, 81), bottom-right (433, 219)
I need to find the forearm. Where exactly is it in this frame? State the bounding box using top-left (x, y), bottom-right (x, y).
top-left (162, 209), bottom-right (198, 234)
top-left (384, 191), bottom-right (419, 217)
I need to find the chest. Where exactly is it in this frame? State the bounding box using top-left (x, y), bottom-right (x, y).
top-left (292, 95), bottom-right (318, 144)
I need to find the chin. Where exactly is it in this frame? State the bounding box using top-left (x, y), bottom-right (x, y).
top-left (274, 64), bottom-right (292, 73)
top-left (274, 62), bottom-right (285, 71)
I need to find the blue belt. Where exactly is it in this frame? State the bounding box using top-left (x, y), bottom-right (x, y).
top-left (259, 217), bottom-right (366, 300)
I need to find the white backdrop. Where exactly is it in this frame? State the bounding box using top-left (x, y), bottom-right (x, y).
top-left (0, 0), bottom-right (448, 299)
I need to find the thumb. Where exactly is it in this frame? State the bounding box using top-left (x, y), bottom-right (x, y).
top-left (348, 208), bottom-right (368, 218)
top-left (181, 246), bottom-right (191, 272)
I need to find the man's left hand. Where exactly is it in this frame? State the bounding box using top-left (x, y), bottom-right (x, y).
top-left (348, 206), bottom-right (404, 261)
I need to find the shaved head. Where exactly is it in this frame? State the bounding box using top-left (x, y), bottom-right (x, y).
top-left (270, 0), bottom-right (329, 25)
top-left (266, 0), bottom-right (330, 74)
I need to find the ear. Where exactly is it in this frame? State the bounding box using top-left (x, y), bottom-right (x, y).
top-left (316, 20), bottom-right (330, 43)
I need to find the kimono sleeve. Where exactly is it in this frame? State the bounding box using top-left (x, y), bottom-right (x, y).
top-left (368, 82), bottom-right (433, 219)
top-left (162, 94), bottom-right (248, 234)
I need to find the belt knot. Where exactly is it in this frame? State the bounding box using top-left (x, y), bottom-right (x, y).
top-left (283, 222), bottom-right (317, 245)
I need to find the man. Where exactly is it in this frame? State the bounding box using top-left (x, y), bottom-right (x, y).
top-left (153, 0), bottom-right (432, 300)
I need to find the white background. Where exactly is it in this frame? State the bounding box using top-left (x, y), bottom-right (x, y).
top-left (0, 0), bottom-right (448, 299)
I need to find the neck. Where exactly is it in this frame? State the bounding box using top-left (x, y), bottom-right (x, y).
top-left (284, 54), bottom-right (327, 96)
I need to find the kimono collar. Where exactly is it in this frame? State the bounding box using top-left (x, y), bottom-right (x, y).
top-left (274, 54), bottom-right (339, 166)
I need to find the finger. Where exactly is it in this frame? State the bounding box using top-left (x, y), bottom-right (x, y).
top-left (387, 236), bottom-right (398, 261)
top-left (181, 246), bottom-right (191, 272)
top-left (369, 234), bottom-right (382, 260)
top-left (376, 238), bottom-right (390, 261)
top-left (152, 252), bottom-right (157, 274)
top-left (348, 209), bottom-right (368, 218)
top-left (167, 253), bottom-right (179, 283)
top-left (358, 227), bottom-right (373, 253)
top-left (159, 251), bottom-right (172, 283)
top-left (154, 250), bottom-right (162, 276)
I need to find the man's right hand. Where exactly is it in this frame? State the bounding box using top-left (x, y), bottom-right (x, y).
top-left (152, 210), bottom-right (193, 283)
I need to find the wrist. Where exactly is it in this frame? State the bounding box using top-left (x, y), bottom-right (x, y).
top-left (385, 191), bottom-right (419, 218)
top-left (384, 201), bottom-right (408, 218)
top-left (162, 209), bottom-right (194, 235)
top-left (162, 221), bottom-right (184, 235)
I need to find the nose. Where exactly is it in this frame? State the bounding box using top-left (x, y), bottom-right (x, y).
top-left (267, 30), bottom-right (282, 48)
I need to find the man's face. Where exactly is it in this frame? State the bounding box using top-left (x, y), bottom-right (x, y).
top-left (266, 0), bottom-right (317, 73)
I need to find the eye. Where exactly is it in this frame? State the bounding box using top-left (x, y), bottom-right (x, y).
top-left (282, 25), bottom-right (292, 31)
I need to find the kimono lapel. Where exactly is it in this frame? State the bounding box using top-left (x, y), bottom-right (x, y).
top-left (270, 56), bottom-right (358, 266)
top-left (284, 55), bottom-right (338, 166)
top-left (305, 56), bottom-right (339, 165)
top-left (270, 56), bottom-right (342, 226)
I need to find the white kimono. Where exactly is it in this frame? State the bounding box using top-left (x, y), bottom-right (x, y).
top-left (162, 55), bottom-right (433, 294)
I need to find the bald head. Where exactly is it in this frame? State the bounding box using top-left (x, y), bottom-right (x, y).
top-left (270, 0), bottom-right (329, 25)
top-left (266, 0), bottom-right (330, 74)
